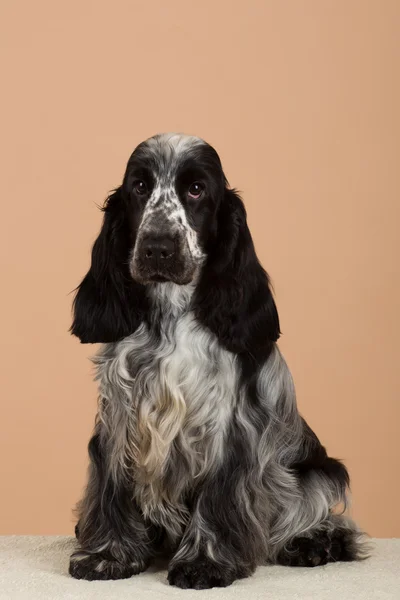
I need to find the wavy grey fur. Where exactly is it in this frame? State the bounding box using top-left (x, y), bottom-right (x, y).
top-left (71, 282), bottom-right (367, 582)
top-left (70, 134), bottom-right (369, 588)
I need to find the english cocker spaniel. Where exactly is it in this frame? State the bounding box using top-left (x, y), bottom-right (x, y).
top-left (70, 133), bottom-right (367, 589)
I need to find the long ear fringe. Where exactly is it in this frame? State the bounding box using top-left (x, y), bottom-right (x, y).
top-left (70, 188), bottom-right (148, 344)
top-left (194, 189), bottom-right (280, 360)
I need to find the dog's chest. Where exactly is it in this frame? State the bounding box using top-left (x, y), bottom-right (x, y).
top-left (97, 297), bottom-right (237, 533)
top-left (129, 312), bottom-right (237, 474)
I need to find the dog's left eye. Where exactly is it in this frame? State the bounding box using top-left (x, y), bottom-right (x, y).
top-left (188, 182), bottom-right (204, 199)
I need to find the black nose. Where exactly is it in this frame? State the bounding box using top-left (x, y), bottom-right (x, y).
top-left (142, 235), bottom-right (175, 265)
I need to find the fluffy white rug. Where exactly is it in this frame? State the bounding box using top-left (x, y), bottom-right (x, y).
top-left (0, 536), bottom-right (399, 599)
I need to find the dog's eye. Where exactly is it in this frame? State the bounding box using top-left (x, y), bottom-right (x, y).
top-left (134, 180), bottom-right (147, 195)
top-left (188, 182), bottom-right (204, 199)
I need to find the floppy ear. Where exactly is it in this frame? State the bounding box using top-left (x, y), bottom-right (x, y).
top-left (194, 189), bottom-right (280, 360)
top-left (71, 188), bottom-right (148, 343)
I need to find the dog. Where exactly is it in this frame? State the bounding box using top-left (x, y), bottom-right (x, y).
top-left (69, 133), bottom-right (368, 589)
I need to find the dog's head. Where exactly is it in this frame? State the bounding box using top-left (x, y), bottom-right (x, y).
top-left (72, 133), bottom-right (280, 356)
top-left (126, 134), bottom-right (223, 285)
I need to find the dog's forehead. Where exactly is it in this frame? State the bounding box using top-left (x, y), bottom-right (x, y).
top-left (145, 133), bottom-right (205, 156)
top-left (130, 133), bottom-right (206, 179)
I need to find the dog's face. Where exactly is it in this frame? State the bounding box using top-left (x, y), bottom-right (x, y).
top-left (123, 134), bottom-right (225, 285)
top-left (72, 132), bottom-right (280, 348)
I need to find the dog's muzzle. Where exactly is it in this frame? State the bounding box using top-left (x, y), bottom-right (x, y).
top-left (138, 234), bottom-right (176, 282)
top-left (131, 231), bottom-right (197, 285)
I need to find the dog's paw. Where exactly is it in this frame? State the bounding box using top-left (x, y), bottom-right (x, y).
top-left (69, 550), bottom-right (146, 581)
top-left (277, 535), bottom-right (330, 567)
top-left (168, 558), bottom-right (238, 589)
top-left (276, 528), bottom-right (357, 567)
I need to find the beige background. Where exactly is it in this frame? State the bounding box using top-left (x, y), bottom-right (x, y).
top-left (0, 0), bottom-right (399, 537)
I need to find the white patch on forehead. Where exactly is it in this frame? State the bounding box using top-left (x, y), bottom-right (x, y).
top-left (145, 132), bottom-right (205, 158)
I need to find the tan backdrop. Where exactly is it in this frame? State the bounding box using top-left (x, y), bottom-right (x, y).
top-left (0, 0), bottom-right (399, 537)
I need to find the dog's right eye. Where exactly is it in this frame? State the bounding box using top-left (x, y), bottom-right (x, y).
top-left (134, 181), bottom-right (147, 195)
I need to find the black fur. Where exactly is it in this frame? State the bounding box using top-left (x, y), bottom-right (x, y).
top-left (69, 134), bottom-right (366, 589)
top-left (71, 188), bottom-right (149, 343)
top-left (70, 424), bottom-right (160, 580)
top-left (195, 188), bottom-right (280, 360)
top-left (276, 528), bottom-right (357, 567)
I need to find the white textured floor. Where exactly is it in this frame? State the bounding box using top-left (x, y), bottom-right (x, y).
top-left (0, 536), bottom-right (399, 599)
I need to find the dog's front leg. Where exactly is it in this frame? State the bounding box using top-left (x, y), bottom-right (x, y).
top-left (168, 467), bottom-right (266, 589)
top-left (69, 428), bottom-right (158, 580)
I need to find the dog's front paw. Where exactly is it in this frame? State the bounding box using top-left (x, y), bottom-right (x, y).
top-left (168, 558), bottom-right (238, 589)
top-left (69, 550), bottom-right (146, 581)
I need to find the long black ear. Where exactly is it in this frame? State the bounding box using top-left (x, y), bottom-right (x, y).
top-left (71, 188), bottom-right (148, 343)
top-left (194, 189), bottom-right (280, 360)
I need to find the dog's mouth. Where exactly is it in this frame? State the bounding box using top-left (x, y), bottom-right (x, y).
top-left (130, 265), bottom-right (196, 286)
top-left (149, 274), bottom-right (169, 283)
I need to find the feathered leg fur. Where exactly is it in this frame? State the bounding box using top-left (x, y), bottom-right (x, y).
top-left (168, 427), bottom-right (269, 588)
top-left (69, 425), bottom-right (160, 581)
